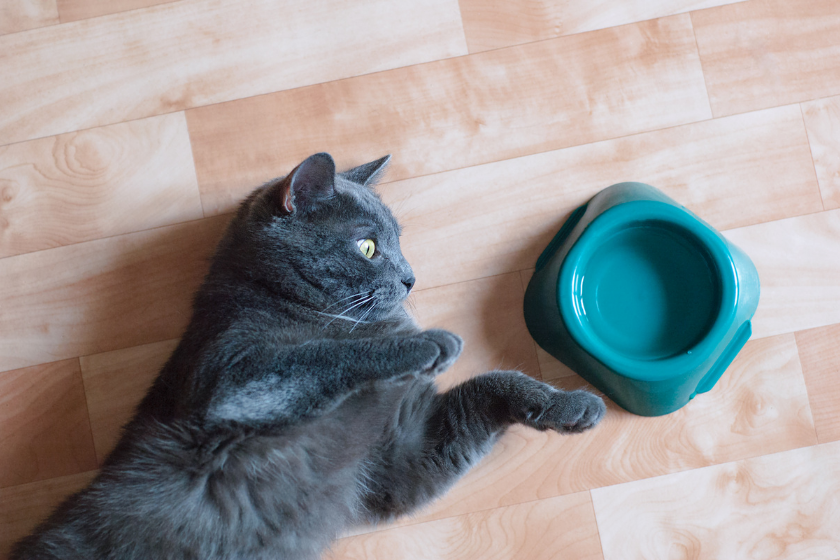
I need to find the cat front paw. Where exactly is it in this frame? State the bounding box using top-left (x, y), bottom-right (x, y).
top-left (417, 329), bottom-right (463, 376)
top-left (539, 390), bottom-right (606, 434)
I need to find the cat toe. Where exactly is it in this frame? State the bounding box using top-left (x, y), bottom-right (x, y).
top-left (544, 390), bottom-right (606, 434)
top-left (419, 329), bottom-right (463, 376)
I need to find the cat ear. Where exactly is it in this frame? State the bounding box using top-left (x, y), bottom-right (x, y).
top-left (340, 155), bottom-right (391, 187)
top-left (277, 153), bottom-right (336, 214)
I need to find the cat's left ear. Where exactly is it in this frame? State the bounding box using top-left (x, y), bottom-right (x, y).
top-left (277, 152), bottom-right (336, 214)
top-left (340, 155), bottom-right (391, 187)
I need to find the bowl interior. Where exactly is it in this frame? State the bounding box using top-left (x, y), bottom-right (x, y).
top-left (574, 221), bottom-right (721, 361)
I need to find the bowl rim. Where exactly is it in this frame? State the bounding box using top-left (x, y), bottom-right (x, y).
top-left (558, 200), bottom-right (739, 382)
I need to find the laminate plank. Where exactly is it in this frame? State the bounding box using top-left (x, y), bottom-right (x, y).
top-left (802, 96), bottom-right (840, 210)
top-left (384, 333), bottom-right (816, 526)
top-left (412, 272), bottom-right (541, 390)
top-left (724, 209), bottom-right (840, 340)
top-left (0, 112), bottom-right (203, 258)
top-left (459, 0), bottom-right (744, 53)
top-left (328, 491), bottom-right (603, 560)
top-left (0, 471), bottom-right (96, 558)
top-left (0, 215), bottom-right (228, 374)
top-left (591, 441), bottom-right (840, 560)
top-left (0, 0), bottom-right (59, 36)
top-left (692, 0), bottom-right (840, 117)
top-left (0, 0), bottom-right (467, 146)
top-left (188, 14), bottom-right (711, 216)
top-left (795, 324), bottom-right (840, 444)
top-left (376, 104), bottom-right (820, 291)
top-left (57, 0), bottom-right (180, 23)
top-left (0, 359), bottom-right (97, 489)
top-left (80, 339), bottom-right (177, 463)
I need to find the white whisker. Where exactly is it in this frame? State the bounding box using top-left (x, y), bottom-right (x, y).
top-left (320, 291), bottom-right (371, 313)
top-left (351, 300), bottom-right (378, 332)
top-left (322, 296), bottom-right (373, 328)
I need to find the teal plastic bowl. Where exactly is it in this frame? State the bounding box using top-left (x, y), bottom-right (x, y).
top-left (524, 183), bottom-right (760, 416)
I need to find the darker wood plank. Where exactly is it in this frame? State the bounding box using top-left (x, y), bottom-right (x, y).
top-left (692, 0), bottom-right (840, 117)
top-left (187, 14), bottom-right (711, 216)
top-left (796, 323), bottom-right (840, 443)
top-left (0, 215), bottom-right (229, 374)
top-left (0, 359), bottom-right (97, 488)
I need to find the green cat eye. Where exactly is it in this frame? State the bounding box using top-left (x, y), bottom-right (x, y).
top-left (357, 239), bottom-right (376, 259)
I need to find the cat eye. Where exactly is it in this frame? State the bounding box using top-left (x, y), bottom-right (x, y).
top-left (357, 238), bottom-right (376, 259)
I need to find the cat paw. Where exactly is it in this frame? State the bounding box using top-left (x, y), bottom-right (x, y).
top-left (417, 329), bottom-right (463, 376)
top-left (537, 389), bottom-right (606, 434)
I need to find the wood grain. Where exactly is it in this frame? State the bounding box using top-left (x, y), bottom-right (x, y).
top-left (0, 470), bottom-right (96, 558)
top-left (692, 0), bottom-right (840, 117)
top-left (328, 491), bottom-right (603, 560)
top-left (0, 0), bottom-right (59, 36)
top-left (459, 0), bottom-right (744, 53)
top-left (0, 215), bottom-right (228, 374)
top-left (0, 359), bottom-right (97, 489)
top-left (80, 339), bottom-right (178, 463)
top-left (0, 0), bottom-right (467, 146)
top-left (802, 96), bottom-right (840, 210)
top-left (0, 112), bottom-right (203, 258)
top-left (591, 441), bottom-right (840, 560)
top-left (188, 13), bottom-right (711, 216)
top-left (412, 272), bottom-right (541, 390)
top-left (377, 104), bottom-right (820, 291)
top-left (382, 333), bottom-right (816, 526)
top-left (57, 0), bottom-right (180, 23)
top-left (796, 324), bottom-right (840, 444)
top-left (724, 209), bottom-right (840, 339)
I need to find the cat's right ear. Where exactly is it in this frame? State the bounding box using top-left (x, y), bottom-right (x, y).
top-left (341, 155), bottom-right (391, 187)
top-left (275, 153), bottom-right (337, 215)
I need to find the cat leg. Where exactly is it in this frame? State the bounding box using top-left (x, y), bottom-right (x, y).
top-left (206, 329), bottom-right (462, 423)
top-left (361, 370), bottom-right (605, 520)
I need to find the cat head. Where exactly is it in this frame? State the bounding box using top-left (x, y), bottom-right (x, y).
top-left (216, 153), bottom-right (414, 323)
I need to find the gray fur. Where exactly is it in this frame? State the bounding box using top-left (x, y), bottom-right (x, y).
top-left (11, 153), bottom-right (606, 560)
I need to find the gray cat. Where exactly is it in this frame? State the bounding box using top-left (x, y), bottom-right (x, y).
top-left (11, 153), bottom-right (606, 560)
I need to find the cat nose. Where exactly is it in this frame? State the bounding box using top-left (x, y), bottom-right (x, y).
top-left (402, 275), bottom-right (415, 293)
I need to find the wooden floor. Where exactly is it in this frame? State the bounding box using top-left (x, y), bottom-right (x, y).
top-left (1, 0), bottom-right (840, 558)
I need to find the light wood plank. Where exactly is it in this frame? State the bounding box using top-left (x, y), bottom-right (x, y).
top-left (384, 333), bottom-right (816, 526)
top-left (0, 470), bottom-right (96, 558)
top-left (57, 0), bottom-right (180, 23)
top-left (328, 491), bottom-right (603, 560)
top-left (0, 215), bottom-right (228, 374)
top-left (412, 273), bottom-right (541, 390)
top-left (802, 96), bottom-right (840, 210)
top-left (0, 0), bottom-right (59, 36)
top-left (796, 324), bottom-right (840, 444)
top-left (377, 104), bottom-right (820, 291)
top-left (80, 339), bottom-right (177, 463)
top-left (724, 209), bottom-right (840, 340)
top-left (459, 0), bottom-right (744, 53)
top-left (0, 359), bottom-right (97, 489)
top-left (0, 112), bottom-right (203, 258)
top-left (692, 0), bottom-right (840, 117)
top-left (0, 0), bottom-right (467, 146)
top-left (188, 13), bottom-right (711, 216)
top-left (591, 441), bottom-right (840, 560)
